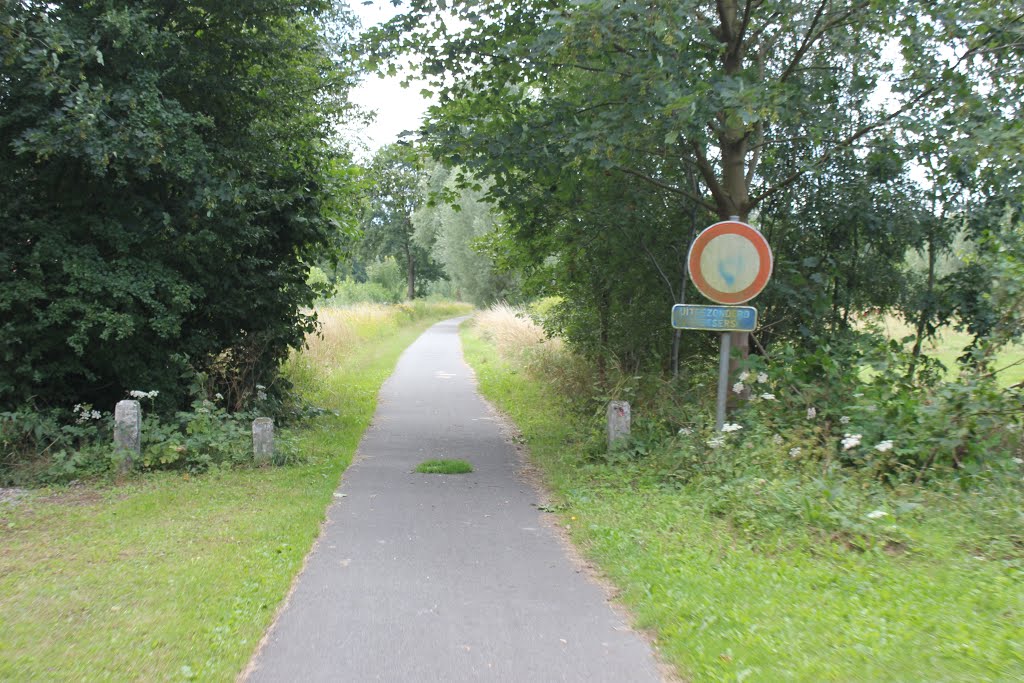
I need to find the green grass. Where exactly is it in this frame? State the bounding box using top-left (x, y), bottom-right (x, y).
top-left (414, 458), bottom-right (474, 474)
top-left (874, 315), bottom-right (1024, 387)
top-left (461, 324), bottom-right (1024, 682)
top-left (0, 302), bottom-right (469, 682)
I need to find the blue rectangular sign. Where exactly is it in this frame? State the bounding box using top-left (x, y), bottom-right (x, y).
top-left (671, 304), bottom-right (758, 332)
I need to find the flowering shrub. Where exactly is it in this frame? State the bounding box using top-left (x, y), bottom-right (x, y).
top-left (1, 406), bottom-right (113, 484)
top-left (0, 391), bottom-right (297, 483)
top-left (731, 331), bottom-right (1023, 479)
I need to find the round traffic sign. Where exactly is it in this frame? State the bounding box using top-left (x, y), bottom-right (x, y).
top-left (688, 220), bottom-right (773, 305)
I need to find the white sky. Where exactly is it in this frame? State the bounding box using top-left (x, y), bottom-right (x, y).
top-left (348, 1), bottom-right (434, 159)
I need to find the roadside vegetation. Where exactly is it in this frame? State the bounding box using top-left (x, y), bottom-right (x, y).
top-left (0, 302), bottom-right (468, 681)
top-left (464, 305), bottom-right (1023, 681)
top-left (4, 0), bottom-right (1023, 680)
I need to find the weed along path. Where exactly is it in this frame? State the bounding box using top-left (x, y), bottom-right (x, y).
top-left (245, 318), bottom-right (662, 682)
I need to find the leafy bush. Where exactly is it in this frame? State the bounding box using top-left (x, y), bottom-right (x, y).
top-left (1, 405), bottom-right (112, 484)
top-left (0, 395), bottom-right (299, 483)
top-left (473, 302), bottom-right (1023, 488)
top-left (0, 1), bottom-right (360, 418)
top-left (730, 331), bottom-right (1023, 479)
top-left (322, 258), bottom-right (409, 305)
top-left (141, 398), bottom-right (265, 472)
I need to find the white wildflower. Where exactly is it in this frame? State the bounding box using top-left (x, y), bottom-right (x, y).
top-left (789, 447), bottom-right (802, 457)
top-left (757, 372), bottom-right (769, 384)
top-left (732, 382), bottom-right (745, 394)
top-left (214, 393), bottom-right (224, 401)
top-left (256, 384), bottom-right (266, 390)
top-left (874, 440), bottom-right (894, 453)
top-left (73, 404), bottom-right (83, 413)
top-left (90, 410), bottom-right (101, 420)
top-left (852, 392), bottom-right (864, 398)
top-left (257, 389), bottom-right (268, 401)
top-left (841, 433), bottom-right (862, 450)
top-left (772, 434), bottom-right (784, 445)
top-left (146, 390), bottom-right (159, 398)
top-left (129, 390), bottom-right (147, 399)
top-left (806, 406), bottom-right (817, 420)
top-left (722, 422), bottom-right (743, 433)
top-left (866, 510), bottom-right (888, 520)
top-left (1013, 457), bottom-right (1023, 465)
top-left (738, 371), bottom-right (750, 382)
top-left (840, 415), bottom-right (851, 425)
top-left (707, 435), bottom-right (725, 448)
top-left (678, 427), bottom-right (694, 436)
top-left (760, 392), bottom-right (776, 401)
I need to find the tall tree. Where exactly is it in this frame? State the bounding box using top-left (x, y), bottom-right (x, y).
top-left (365, 0), bottom-right (1023, 363)
top-left (361, 144), bottom-right (442, 299)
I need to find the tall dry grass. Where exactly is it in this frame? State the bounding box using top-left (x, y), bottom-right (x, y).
top-left (471, 303), bottom-right (703, 421)
top-left (473, 303), bottom-right (554, 358)
top-left (471, 303), bottom-right (596, 399)
top-left (284, 301), bottom-right (472, 395)
top-left (301, 304), bottom-right (395, 369)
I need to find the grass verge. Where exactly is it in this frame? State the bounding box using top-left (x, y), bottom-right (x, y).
top-left (0, 301), bottom-right (470, 682)
top-left (461, 319), bottom-right (1023, 682)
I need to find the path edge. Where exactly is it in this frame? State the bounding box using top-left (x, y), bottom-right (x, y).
top-left (456, 318), bottom-right (686, 683)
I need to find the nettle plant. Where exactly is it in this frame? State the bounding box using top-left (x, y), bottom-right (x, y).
top-left (1, 404), bottom-right (114, 483)
top-left (727, 331), bottom-right (1022, 480)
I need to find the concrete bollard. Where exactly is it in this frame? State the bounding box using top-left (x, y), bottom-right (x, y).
top-left (113, 400), bottom-right (141, 473)
top-left (606, 400), bottom-right (631, 450)
top-left (253, 417), bottom-right (274, 465)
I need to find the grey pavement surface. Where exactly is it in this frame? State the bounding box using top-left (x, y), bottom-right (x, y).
top-left (245, 318), bottom-right (663, 682)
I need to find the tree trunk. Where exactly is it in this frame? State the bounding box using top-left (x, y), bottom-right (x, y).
top-left (674, 172), bottom-right (702, 379)
top-left (715, 0), bottom-right (752, 392)
top-left (404, 241), bottom-right (416, 300)
top-left (910, 213), bottom-right (940, 379)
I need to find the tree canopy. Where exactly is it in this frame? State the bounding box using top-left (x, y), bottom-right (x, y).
top-left (1, 0), bottom-right (361, 411)
top-left (365, 0), bottom-right (1023, 365)
top-left (412, 164), bottom-right (519, 307)
top-left (359, 143), bottom-right (443, 299)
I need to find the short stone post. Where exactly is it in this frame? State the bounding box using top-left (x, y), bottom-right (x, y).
top-left (113, 400), bottom-right (141, 473)
top-left (253, 418), bottom-right (274, 465)
top-left (606, 400), bottom-right (631, 450)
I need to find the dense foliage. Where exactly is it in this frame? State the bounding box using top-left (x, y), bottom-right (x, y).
top-left (358, 143), bottom-right (443, 299)
top-left (1, 0), bottom-right (361, 414)
top-left (412, 164), bottom-right (520, 307)
top-left (367, 1), bottom-right (1024, 367)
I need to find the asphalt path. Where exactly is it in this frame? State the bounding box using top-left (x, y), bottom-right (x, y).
top-left (245, 317), bottom-right (663, 682)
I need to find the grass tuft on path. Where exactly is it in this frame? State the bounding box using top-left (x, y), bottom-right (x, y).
top-left (0, 301), bottom-right (470, 682)
top-left (414, 459), bottom-right (473, 474)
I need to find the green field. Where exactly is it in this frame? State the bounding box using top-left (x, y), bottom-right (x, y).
top-left (0, 302), bottom-right (469, 681)
top-left (874, 315), bottom-right (1024, 387)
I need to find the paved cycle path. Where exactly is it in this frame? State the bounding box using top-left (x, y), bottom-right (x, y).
top-left (246, 318), bottom-right (662, 682)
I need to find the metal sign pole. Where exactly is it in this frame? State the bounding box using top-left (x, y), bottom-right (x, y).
top-left (681, 217), bottom-right (772, 433)
top-left (716, 332), bottom-right (731, 431)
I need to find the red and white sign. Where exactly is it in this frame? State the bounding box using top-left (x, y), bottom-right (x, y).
top-left (688, 220), bottom-right (773, 305)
